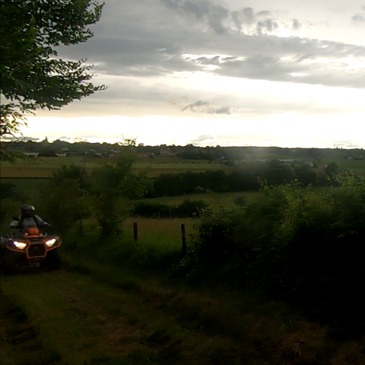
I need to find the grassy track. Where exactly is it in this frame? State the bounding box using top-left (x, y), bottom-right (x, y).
top-left (2, 261), bottom-right (365, 364)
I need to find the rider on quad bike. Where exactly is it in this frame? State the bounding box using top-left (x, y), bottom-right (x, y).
top-left (10, 204), bottom-right (50, 234)
top-left (1, 205), bottom-right (61, 272)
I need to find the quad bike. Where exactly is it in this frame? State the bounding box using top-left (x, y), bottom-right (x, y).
top-left (0, 226), bottom-right (62, 273)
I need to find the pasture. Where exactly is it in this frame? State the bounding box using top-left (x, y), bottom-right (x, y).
top-left (0, 155), bottom-right (231, 178)
top-left (1, 147), bottom-right (364, 179)
top-left (0, 156), bottom-right (109, 178)
top-left (1, 149), bottom-right (364, 225)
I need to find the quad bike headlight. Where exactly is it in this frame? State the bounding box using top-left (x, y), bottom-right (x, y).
top-left (13, 241), bottom-right (27, 250)
top-left (45, 238), bottom-right (57, 247)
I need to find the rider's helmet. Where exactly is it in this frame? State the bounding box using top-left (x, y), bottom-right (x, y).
top-left (21, 204), bottom-right (36, 218)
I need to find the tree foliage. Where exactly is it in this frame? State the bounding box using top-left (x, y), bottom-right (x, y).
top-left (89, 153), bottom-right (137, 238)
top-left (38, 164), bottom-right (91, 238)
top-left (0, 0), bottom-right (105, 138)
top-left (176, 174), bottom-right (365, 329)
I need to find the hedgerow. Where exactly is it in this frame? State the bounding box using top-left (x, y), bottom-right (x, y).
top-left (176, 174), bottom-right (365, 326)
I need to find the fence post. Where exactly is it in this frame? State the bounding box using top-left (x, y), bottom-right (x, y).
top-left (76, 220), bottom-right (83, 250)
top-left (181, 223), bottom-right (187, 256)
top-left (133, 222), bottom-right (138, 241)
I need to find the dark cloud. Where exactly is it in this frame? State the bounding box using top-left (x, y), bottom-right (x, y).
top-left (182, 101), bottom-right (231, 114)
top-left (189, 134), bottom-right (216, 145)
top-left (231, 7), bottom-right (255, 32)
top-left (352, 12), bottom-right (365, 24)
top-left (161, 0), bottom-right (230, 34)
top-left (182, 100), bottom-right (208, 111)
top-left (257, 18), bottom-right (279, 33)
top-left (160, 2), bottom-right (293, 37)
top-left (292, 18), bottom-right (301, 30)
top-left (184, 35), bottom-right (365, 88)
top-left (257, 10), bottom-right (271, 17)
top-left (241, 7), bottom-right (256, 24)
top-left (230, 6), bottom-right (300, 36)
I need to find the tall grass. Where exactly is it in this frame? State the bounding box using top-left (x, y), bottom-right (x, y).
top-left (123, 217), bottom-right (196, 249)
top-left (61, 217), bottom-right (198, 275)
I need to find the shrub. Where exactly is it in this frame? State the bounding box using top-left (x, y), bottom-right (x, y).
top-left (132, 199), bottom-right (209, 218)
top-left (132, 202), bottom-right (173, 218)
top-left (174, 199), bottom-right (208, 218)
top-left (176, 174), bottom-right (365, 326)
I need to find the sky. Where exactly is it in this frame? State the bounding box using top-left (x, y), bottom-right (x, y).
top-left (22, 0), bottom-right (365, 148)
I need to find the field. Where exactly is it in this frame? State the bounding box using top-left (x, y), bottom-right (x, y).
top-left (1, 150), bottom-right (364, 219)
top-left (0, 155), bottom-right (231, 178)
top-left (1, 150), bottom-right (363, 231)
top-left (122, 217), bottom-right (197, 255)
top-left (1, 149), bottom-right (365, 364)
top-left (2, 150), bottom-right (364, 178)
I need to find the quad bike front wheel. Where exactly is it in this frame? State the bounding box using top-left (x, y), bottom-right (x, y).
top-left (43, 249), bottom-right (61, 271)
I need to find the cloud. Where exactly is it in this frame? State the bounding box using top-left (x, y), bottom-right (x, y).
top-left (58, 1), bottom-right (365, 87)
top-left (51, 0), bottom-right (365, 122)
top-left (256, 18), bottom-right (279, 33)
top-left (5, 136), bottom-right (40, 142)
top-left (231, 6), bottom-right (297, 36)
top-left (292, 18), bottom-right (301, 30)
top-left (185, 37), bottom-right (365, 88)
top-left (160, 2), bottom-right (298, 37)
top-left (182, 101), bottom-right (231, 114)
top-left (352, 12), bottom-right (365, 24)
top-left (232, 7), bottom-right (255, 32)
top-left (189, 134), bottom-right (217, 145)
top-left (160, 0), bottom-right (230, 34)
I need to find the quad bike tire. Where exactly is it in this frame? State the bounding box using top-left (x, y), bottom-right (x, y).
top-left (43, 249), bottom-right (61, 271)
top-left (0, 249), bottom-right (19, 274)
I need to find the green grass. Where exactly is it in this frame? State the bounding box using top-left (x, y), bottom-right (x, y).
top-left (4, 257), bottom-right (361, 365)
top-left (0, 177), bottom-right (48, 192)
top-left (2, 152), bottom-right (364, 179)
top-left (133, 157), bottom-right (230, 177)
top-left (3, 201), bottom-right (365, 365)
top-left (0, 156), bottom-right (106, 177)
top-left (334, 159), bottom-right (365, 175)
top-left (65, 217), bottom-right (198, 272)
top-left (123, 217), bottom-right (196, 244)
top-left (0, 295), bottom-right (63, 365)
top-left (0, 155), bottom-right (230, 178)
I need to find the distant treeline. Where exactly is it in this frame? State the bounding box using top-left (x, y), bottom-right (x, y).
top-left (3, 139), bottom-right (364, 161)
top-left (145, 160), bottom-right (338, 197)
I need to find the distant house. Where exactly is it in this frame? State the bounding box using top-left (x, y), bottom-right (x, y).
top-left (160, 147), bottom-right (176, 156)
top-left (23, 152), bottom-right (39, 158)
top-left (278, 159), bottom-right (312, 165)
top-left (86, 149), bottom-right (102, 158)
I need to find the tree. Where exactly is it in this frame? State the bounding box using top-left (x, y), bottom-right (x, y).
top-left (90, 153), bottom-right (136, 238)
top-left (0, 0), bottom-right (105, 139)
top-left (37, 165), bottom-right (91, 236)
